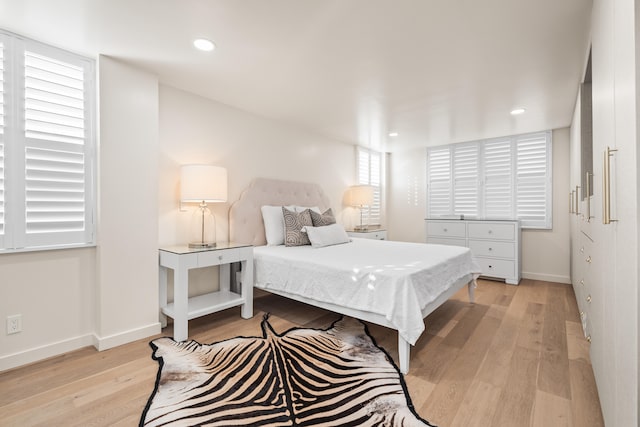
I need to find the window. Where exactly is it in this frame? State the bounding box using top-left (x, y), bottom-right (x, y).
top-left (426, 131), bottom-right (552, 229)
top-left (0, 29), bottom-right (96, 252)
top-left (357, 147), bottom-right (383, 226)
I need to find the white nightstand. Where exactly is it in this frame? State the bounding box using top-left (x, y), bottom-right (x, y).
top-left (347, 229), bottom-right (387, 240)
top-left (158, 243), bottom-right (253, 341)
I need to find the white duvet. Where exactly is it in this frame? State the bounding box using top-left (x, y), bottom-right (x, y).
top-left (254, 238), bottom-right (481, 345)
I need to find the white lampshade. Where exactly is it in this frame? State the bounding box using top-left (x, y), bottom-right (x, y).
top-left (346, 185), bottom-right (374, 207)
top-left (180, 165), bottom-right (227, 203)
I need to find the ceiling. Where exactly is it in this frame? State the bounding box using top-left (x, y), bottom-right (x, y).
top-left (0, 0), bottom-right (592, 151)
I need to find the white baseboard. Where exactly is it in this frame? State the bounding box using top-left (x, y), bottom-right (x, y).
top-left (0, 322), bottom-right (162, 372)
top-left (0, 334), bottom-right (95, 372)
top-left (94, 322), bottom-right (162, 351)
top-left (522, 271), bottom-right (571, 284)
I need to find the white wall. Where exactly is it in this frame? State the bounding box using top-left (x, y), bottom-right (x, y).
top-left (158, 84), bottom-right (357, 296)
top-left (159, 85), bottom-right (356, 245)
top-left (0, 57), bottom-right (162, 371)
top-left (95, 56), bottom-right (161, 349)
top-left (387, 128), bottom-right (571, 284)
top-left (0, 248), bottom-right (96, 369)
top-left (0, 67), bottom-right (358, 371)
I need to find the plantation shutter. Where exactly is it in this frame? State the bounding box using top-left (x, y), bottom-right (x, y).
top-left (515, 133), bottom-right (550, 228)
top-left (357, 147), bottom-right (383, 226)
top-left (0, 30), bottom-right (95, 252)
top-left (368, 150), bottom-right (381, 225)
top-left (452, 143), bottom-right (479, 216)
top-left (358, 148), bottom-right (369, 185)
top-left (426, 131), bottom-right (552, 229)
top-left (21, 44), bottom-right (93, 248)
top-left (426, 146), bottom-right (451, 217)
top-left (483, 138), bottom-right (513, 218)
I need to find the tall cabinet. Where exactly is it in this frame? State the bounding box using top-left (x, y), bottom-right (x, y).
top-left (569, 0), bottom-right (638, 425)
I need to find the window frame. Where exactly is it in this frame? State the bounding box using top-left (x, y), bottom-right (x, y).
top-left (426, 131), bottom-right (553, 229)
top-left (0, 29), bottom-right (96, 253)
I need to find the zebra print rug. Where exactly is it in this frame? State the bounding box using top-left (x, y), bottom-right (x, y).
top-left (141, 316), bottom-right (435, 426)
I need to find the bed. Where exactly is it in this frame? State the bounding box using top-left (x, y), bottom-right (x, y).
top-left (229, 177), bottom-right (480, 373)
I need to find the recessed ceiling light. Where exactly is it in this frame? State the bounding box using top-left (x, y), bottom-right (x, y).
top-left (193, 38), bottom-right (215, 52)
top-left (510, 108), bottom-right (526, 115)
top-left (388, 132), bottom-right (399, 137)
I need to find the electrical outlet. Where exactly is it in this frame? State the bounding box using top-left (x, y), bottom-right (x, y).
top-left (7, 315), bottom-right (22, 335)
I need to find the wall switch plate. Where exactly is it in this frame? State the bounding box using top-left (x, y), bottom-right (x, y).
top-left (7, 315), bottom-right (22, 334)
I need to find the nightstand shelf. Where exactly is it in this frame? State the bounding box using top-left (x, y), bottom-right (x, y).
top-left (162, 290), bottom-right (246, 321)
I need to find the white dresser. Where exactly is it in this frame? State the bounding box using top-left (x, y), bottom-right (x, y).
top-left (425, 219), bottom-right (521, 285)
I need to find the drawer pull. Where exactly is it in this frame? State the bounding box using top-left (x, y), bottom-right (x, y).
top-left (488, 265), bottom-right (493, 269)
top-left (218, 255), bottom-right (223, 261)
top-left (488, 247), bottom-right (493, 251)
top-left (587, 335), bottom-right (591, 343)
top-left (443, 228), bottom-right (448, 232)
top-left (586, 295), bottom-right (592, 303)
top-left (488, 230), bottom-right (493, 234)
top-left (586, 256), bottom-right (592, 264)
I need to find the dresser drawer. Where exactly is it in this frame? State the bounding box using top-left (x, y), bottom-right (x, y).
top-left (468, 222), bottom-right (515, 240)
top-left (475, 257), bottom-right (515, 279)
top-left (426, 221), bottom-right (466, 238)
top-left (468, 240), bottom-right (515, 259)
top-left (427, 237), bottom-right (467, 247)
top-left (425, 218), bottom-right (521, 285)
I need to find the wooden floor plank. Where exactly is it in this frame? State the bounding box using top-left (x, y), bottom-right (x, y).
top-left (566, 320), bottom-right (590, 363)
top-left (0, 279), bottom-right (604, 427)
top-left (403, 376), bottom-right (436, 410)
top-left (569, 359), bottom-right (605, 426)
top-left (440, 303), bottom-right (489, 349)
top-left (537, 285), bottom-right (571, 399)
top-left (421, 310), bottom-right (501, 426)
top-left (516, 302), bottom-right (545, 352)
top-left (474, 281), bottom-right (532, 388)
top-left (532, 389), bottom-right (573, 427)
top-left (449, 379), bottom-right (502, 427)
top-left (490, 346), bottom-right (539, 426)
top-left (564, 283), bottom-right (581, 321)
top-left (425, 299), bottom-right (468, 335)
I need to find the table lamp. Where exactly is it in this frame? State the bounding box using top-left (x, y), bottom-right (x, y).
top-left (180, 165), bottom-right (227, 248)
top-left (346, 185), bottom-right (374, 231)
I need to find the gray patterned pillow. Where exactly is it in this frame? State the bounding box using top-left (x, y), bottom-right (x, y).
top-left (310, 208), bottom-right (336, 227)
top-left (283, 207), bottom-right (313, 246)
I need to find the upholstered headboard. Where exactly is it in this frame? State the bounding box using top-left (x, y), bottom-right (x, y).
top-left (229, 178), bottom-right (331, 246)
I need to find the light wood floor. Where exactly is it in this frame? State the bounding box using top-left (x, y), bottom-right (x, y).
top-left (0, 279), bottom-right (604, 426)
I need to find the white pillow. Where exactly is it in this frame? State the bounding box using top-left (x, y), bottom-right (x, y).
top-left (302, 224), bottom-right (351, 248)
top-left (261, 205), bottom-right (294, 246)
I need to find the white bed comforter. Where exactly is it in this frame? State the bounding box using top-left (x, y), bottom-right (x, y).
top-left (254, 238), bottom-right (481, 345)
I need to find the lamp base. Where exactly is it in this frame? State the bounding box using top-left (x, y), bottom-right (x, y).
top-left (188, 241), bottom-right (216, 249)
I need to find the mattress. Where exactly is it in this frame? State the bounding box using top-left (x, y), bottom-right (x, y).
top-left (254, 238), bottom-right (481, 345)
